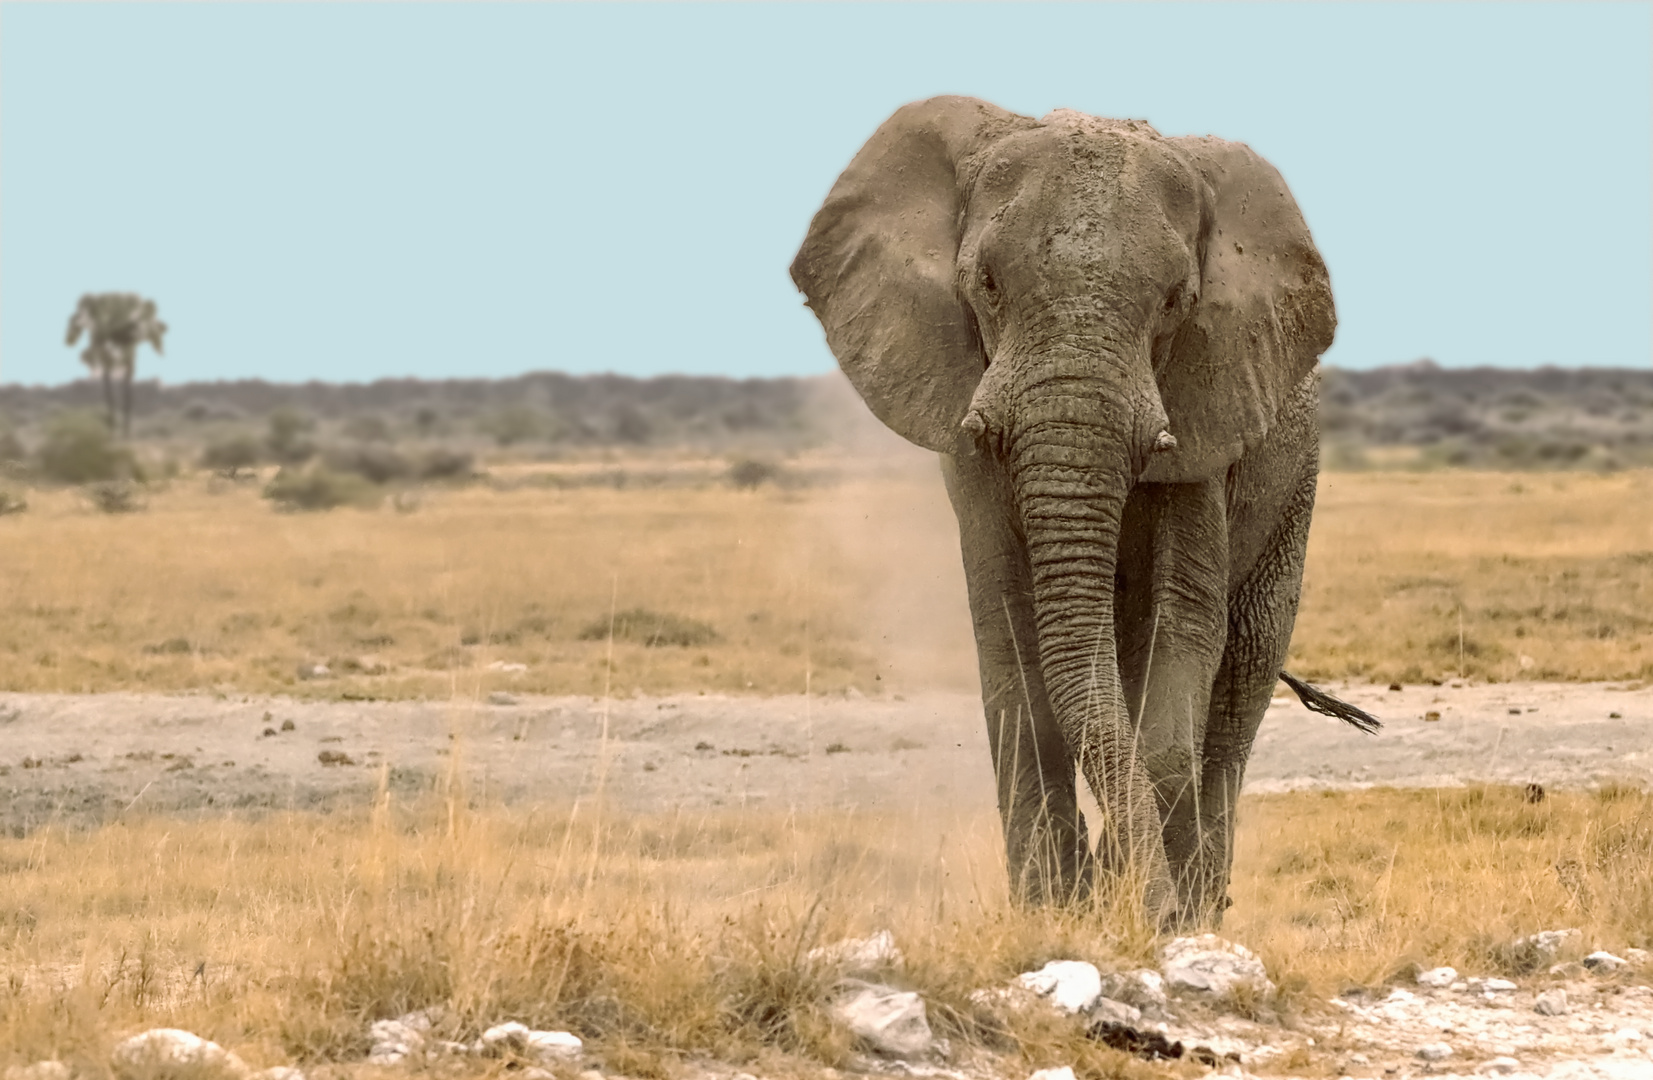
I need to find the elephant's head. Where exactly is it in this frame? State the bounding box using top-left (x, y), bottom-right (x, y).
top-left (791, 97), bottom-right (1333, 911)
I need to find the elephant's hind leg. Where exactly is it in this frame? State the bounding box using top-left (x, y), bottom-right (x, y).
top-left (1190, 440), bottom-right (1319, 922)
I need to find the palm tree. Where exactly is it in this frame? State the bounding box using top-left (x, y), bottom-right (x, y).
top-left (65, 293), bottom-right (167, 437)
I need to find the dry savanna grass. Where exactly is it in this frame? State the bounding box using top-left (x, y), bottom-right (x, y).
top-left (2, 783), bottom-right (1651, 1072)
top-left (0, 464), bottom-right (1650, 700)
top-left (1291, 469), bottom-right (1653, 684)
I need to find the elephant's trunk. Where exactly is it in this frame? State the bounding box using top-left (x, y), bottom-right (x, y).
top-left (1008, 367), bottom-right (1177, 921)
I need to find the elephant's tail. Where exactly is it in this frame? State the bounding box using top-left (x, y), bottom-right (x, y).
top-left (1278, 671), bottom-right (1382, 734)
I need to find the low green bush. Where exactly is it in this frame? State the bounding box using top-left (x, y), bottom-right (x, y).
top-left (36, 411), bottom-right (138, 484)
top-left (578, 607), bottom-right (718, 647)
top-left (263, 467), bottom-right (378, 512)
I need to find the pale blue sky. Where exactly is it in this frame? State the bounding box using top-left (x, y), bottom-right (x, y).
top-left (2, 3), bottom-right (1649, 386)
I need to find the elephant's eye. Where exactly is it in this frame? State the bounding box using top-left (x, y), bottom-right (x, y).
top-left (1162, 286), bottom-right (1181, 315)
top-left (979, 266), bottom-right (998, 296)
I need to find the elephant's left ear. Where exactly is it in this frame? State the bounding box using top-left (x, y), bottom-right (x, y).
top-left (1145, 136), bottom-right (1335, 482)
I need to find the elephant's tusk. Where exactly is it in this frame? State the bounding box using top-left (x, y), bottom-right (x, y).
top-left (961, 410), bottom-right (988, 445)
top-left (1153, 430), bottom-right (1178, 452)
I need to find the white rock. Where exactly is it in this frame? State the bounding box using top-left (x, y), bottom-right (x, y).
top-left (1585, 951), bottom-right (1629, 973)
top-left (521, 1070), bottom-right (555, 1080)
top-left (480, 1021), bottom-right (532, 1051)
top-left (1416, 1042), bottom-right (1453, 1061)
top-left (1518, 929), bottom-right (1582, 962)
top-left (809, 930), bottom-right (904, 971)
top-left (829, 980), bottom-right (933, 1058)
top-left (526, 1030), bottom-right (584, 1060)
top-left (111, 1029), bottom-right (248, 1079)
top-left (430, 1041), bottom-right (471, 1056)
top-left (4, 1064), bottom-right (71, 1080)
top-left (1016, 960), bottom-right (1103, 1015)
top-left (1627, 948), bottom-right (1650, 966)
top-left (1484, 978), bottom-right (1518, 992)
top-left (1161, 935), bottom-right (1275, 997)
top-left (369, 1017), bottom-right (427, 1057)
top-left (1100, 969), bottom-right (1169, 1013)
top-left (1535, 989), bottom-right (1568, 1016)
top-left (1610, 1028), bottom-right (1643, 1042)
top-left (252, 1070), bottom-right (305, 1080)
top-left (366, 1051), bottom-right (405, 1066)
top-left (1479, 1056), bottom-right (1521, 1074)
top-left (1028, 1068), bottom-right (1076, 1080)
top-left (1417, 966), bottom-right (1458, 988)
top-left (1089, 997), bottom-right (1143, 1026)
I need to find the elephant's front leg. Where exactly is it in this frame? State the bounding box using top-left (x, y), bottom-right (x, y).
top-left (1114, 478), bottom-right (1229, 919)
top-left (942, 452), bottom-right (1091, 905)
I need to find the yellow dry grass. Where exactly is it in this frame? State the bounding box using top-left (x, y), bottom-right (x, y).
top-left (3, 783), bottom-right (1650, 1071)
top-left (1, 464), bottom-right (1650, 701)
top-left (1291, 470), bottom-right (1653, 684)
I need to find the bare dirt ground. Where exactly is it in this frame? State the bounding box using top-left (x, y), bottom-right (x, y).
top-left (3, 680), bottom-right (1650, 834)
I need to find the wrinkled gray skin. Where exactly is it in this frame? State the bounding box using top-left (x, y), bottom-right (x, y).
top-left (791, 98), bottom-right (1335, 927)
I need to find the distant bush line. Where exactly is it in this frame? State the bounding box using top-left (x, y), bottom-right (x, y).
top-left (0, 363), bottom-right (1648, 471)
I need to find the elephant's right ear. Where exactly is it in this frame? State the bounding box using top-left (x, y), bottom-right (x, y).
top-left (791, 97), bottom-right (1018, 452)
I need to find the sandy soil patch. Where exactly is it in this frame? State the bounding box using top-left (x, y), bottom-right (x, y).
top-left (3, 680), bottom-right (1648, 835)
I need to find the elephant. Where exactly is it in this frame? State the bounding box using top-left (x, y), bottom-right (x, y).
top-left (790, 97), bottom-right (1376, 927)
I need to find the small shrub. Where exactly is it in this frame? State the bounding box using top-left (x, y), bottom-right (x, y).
top-left (263, 467), bottom-right (377, 512)
top-left (37, 411), bottom-right (136, 484)
top-left (85, 480), bottom-right (146, 514)
top-left (323, 443), bottom-right (413, 484)
top-left (267, 408), bottom-right (317, 464)
top-left (0, 429), bottom-right (26, 466)
top-left (482, 405), bottom-right (549, 447)
top-left (417, 447), bottom-right (474, 481)
top-left (201, 433), bottom-right (263, 476)
top-left (579, 607), bottom-right (719, 647)
top-left (728, 458), bottom-right (778, 490)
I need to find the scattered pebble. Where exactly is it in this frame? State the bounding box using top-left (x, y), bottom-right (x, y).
top-left (1417, 1041), bottom-right (1453, 1061)
top-left (1480, 1055), bottom-right (1521, 1074)
top-left (3, 1064), bottom-right (71, 1080)
top-left (111, 1029), bottom-right (247, 1080)
top-left (808, 929), bottom-right (904, 972)
top-left (1090, 996), bottom-right (1143, 1027)
top-left (1484, 978), bottom-right (1518, 992)
top-left (1518, 928), bottom-right (1581, 963)
top-left (488, 691), bottom-right (519, 706)
top-left (829, 979), bottom-right (933, 1057)
top-left (1016, 960), bottom-right (1104, 1015)
top-left (1585, 951), bottom-right (1629, 974)
top-left (1028, 1068), bottom-right (1076, 1080)
top-left (1417, 966), bottom-right (1458, 988)
top-left (1535, 989), bottom-right (1569, 1016)
top-left (1162, 935), bottom-right (1274, 997)
top-left (479, 1021), bottom-right (583, 1061)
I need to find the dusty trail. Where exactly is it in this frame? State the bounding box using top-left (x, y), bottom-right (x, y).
top-left (2, 680), bottom-right (1649, 833)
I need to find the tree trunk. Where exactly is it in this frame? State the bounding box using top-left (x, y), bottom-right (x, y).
top-left (121, 365), bottom-right (134, 438)
top-left (101, 368), bottom-right (116, 432)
